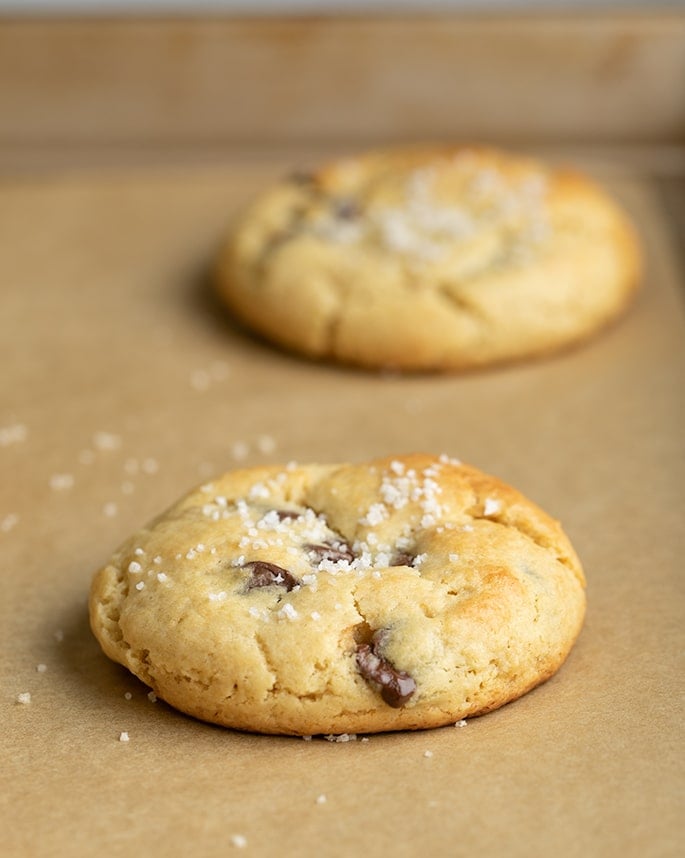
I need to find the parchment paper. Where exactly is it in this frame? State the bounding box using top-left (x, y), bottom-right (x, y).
top-left (1, 159), bottom-right (683, 858)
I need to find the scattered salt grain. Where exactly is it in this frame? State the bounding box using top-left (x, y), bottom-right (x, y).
top-left (230, 835), bottom-right (247, 849)
top-left (49, 473), bottom-right (74, 491)
top-left (210, 360), bottom-right (230, 381)
top-left (156, 572), bottom-right (168, 583)
top-left (93, 431), bottom-right (121, 451)
top-left (123, 458), bottom-right (139, 475)
top-left (324, 734), bottom-right (356, 743)
top-left (147, 691), bottom-right (157, 703)
top-left (232, 441), bottom-right (249, 461)
top-left (124, 692), bottom-right (132, 700)
top-left (135, 581), bottom-right (145, 591)
top-left (454, 719), bottom-right (467, 728)
top-left (0, 423), bottom-right (27, 446)
top-left (118, 731), bottom-right (130, 743)
top-left (142, 457), bottom-right (159, 475)
top-left (310, 611), bottom-right (321, 621)
top-left (153, 555), bottom-right (162, 565)
top-left (190, 369), bottom-right (211, 392)
top-left (1, 514), bottom-right (18, 533)
top-left (103, 502), bottom-right (118, 518)
top-left (256, 434), bottom-right (276, 455)
top-left (36, 664), bottom-right (47, 673)
top-left (424, 750), bottom-right (434, 758)
top-left (16, 692), bottom-right (31, 704)
top-left (316, 795), bottom-right (327, 805)
top-left (302, 735), bottom-right (313, 742)
top-left (449, 553), bottom-right (460, 563)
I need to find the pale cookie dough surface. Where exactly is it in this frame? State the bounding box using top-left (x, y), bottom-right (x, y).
top-left (215, 145), bottom-right (640, 371)
top-left (90, 454), bottom-right (586, 735)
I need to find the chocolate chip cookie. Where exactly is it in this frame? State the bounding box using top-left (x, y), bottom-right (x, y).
top-left (89, 454), bottom-right (586, 735)
top-left (215, 145), bottom-right (640, 371)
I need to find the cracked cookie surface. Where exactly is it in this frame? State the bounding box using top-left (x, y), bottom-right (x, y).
top-left (215, 145), bottom-right (640, 371)
top-left (89, 454), bottom-right (586, 735)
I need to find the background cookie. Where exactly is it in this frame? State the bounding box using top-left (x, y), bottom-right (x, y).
top-left (215, 145), bottom-right (640, 371)
top-left (90, 454), bottom-right (586, 736)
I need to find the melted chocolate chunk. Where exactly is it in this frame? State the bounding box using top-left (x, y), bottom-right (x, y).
top-left (305, 540), bottom-right (355, 564)
top-left (390, 552), bottom-right (416, 567)
top-left (242, 561), bottom-right (298, 592)
top-left (356, 633), bottom-right (416, 708)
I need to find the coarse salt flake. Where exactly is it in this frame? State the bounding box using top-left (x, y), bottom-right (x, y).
top-left (230, 834), bottom-right (247, 849)
top-left (156, 572), bottom-right (168, 583)
top-left (278, 603), bottom-right (299, 621)
top-left (483, 498), bottom-right (501, 516)
top-left (361, 503), bottom-right (387, 527)
top-left (316, 794), bottom-right (327, 805)
top-left (118, 731), bottom-right (130, 743)
top-left (16, 692), bottom-right (31, 704)
top-left (454, 719), bottom-right (467, 728)
top-left (128, 561), bottom-right (142, 573)
top-left (135, 581), bottom-right (145, 591)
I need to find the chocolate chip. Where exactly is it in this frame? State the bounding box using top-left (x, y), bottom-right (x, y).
top-left (305, 540), bottom-right (355, 564)
top-left (287, 170), bottom-right (316, 186)
top-left (272, 509), bottom-right (303, 522)
top-left (390, 552), bottom-right (415, 567)
top-left (356, 633), bottom-right (416, 708)
top-left (242, 561), bottom-right (298, 592)
top-left (332, 198), bottom-right (360, 220)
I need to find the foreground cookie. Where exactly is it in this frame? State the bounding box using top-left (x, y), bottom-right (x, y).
top-left (215, 145), bottom-right (640, 371)
top-left (90, 454), bottom-right (586, 735)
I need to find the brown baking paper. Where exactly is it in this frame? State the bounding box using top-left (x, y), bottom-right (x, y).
top-left (1, 160), bottom-right (683, 858)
